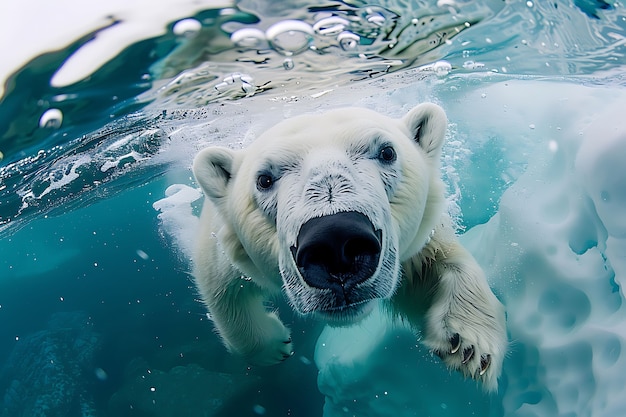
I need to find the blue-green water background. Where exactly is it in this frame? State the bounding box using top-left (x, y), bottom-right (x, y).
top-left (1, 0), bottom-right (625, 416)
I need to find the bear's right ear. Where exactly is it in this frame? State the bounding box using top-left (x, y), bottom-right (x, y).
top-left (192, 147), bottom-right (237, 202)
top-left (402, 103), bottom-right (448, 159)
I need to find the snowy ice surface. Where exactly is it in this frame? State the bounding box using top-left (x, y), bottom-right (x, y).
top-left (154, 75), bottom-right (626, 416)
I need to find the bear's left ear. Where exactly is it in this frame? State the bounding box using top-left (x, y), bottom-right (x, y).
top-left (402, 103), bottom-right (447, 158)
top-left (192, 146), bottom-right (238, 203)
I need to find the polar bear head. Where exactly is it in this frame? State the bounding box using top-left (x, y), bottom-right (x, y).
top-left (193, 103), bottom-right (447, 323)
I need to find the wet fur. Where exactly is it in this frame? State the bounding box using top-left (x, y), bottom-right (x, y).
top-left (192, 103), bottom-right (508, 390)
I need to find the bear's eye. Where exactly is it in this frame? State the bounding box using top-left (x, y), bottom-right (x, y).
top-left (256, 174), bottom-right (274, 191)
top-left (378, 146), bottom-right (396, 163)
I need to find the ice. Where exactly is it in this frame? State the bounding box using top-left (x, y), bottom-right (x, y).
top-left (152, 184), bottom-right (203, 260)
top-left (315, 78), bottom-right (626, 416)
top-left (458, 82), bottom-right (626, 416)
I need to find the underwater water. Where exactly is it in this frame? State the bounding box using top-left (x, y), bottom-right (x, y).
top-left (1, 0), bottom-right (626, 416)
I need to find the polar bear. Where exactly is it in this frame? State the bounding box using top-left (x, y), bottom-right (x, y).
top-left (192, 103), bottom-right (507, 391)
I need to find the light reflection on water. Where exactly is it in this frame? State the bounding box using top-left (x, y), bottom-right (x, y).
top-left (1, 0), bottom-right (625, 243)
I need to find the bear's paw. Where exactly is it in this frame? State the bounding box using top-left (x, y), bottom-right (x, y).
top-left (423, 290), bottom-right (507, 391)
top-left (244, 312), bottom-right (293, 366)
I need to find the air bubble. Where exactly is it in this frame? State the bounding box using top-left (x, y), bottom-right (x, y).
top-left (231, 28), bottom-right (266, 48)
top-left (265, 20), bottom-right (314, 56)
top-left (360, 6), bottom-right (390, 28)
top-left (338, 31), bottom-right (360, 51)
top-left (366, 10), bottom-right (386, 26)
top-left (283, 58), bottom-right (294, 70)
top-left (253, 404), bottom-right (266, 415)
top-left (172, 18), bottom-right (201, 37)
top-left (95, 368), bottom-right (108, 381)
top-left (463, 60), bottom-right (484, 70)
top-left (433, 60), bottom-right (452, 76)
top-left (39, 108), bottom-right (63, 129)
top-left (419, 60), bottom-right (452, 76)
top-left (214, 73), bottom-right (256, 96)
top-left (313, 16), bottom-right (349, 36)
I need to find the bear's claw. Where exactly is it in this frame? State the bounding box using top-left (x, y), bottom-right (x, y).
top-left (461, 346), bottom-right (474, 364)
top-left (450, 333), bottom-right (461, 354)
top-left (430, 331), bottom-right (498, 387)
top-left (479, 354), bottom-right (491, 376)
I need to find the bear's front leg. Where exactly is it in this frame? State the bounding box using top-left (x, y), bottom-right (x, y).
top-left (204, 276), bottom-right (293, 366)
top-left (423, 240), bottom-right (507, 391)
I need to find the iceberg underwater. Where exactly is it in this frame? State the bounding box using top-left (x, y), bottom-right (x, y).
top-left (313, 79), bottom-right (626, 417)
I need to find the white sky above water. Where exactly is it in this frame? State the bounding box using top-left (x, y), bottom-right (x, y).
top-left (0, 0), bottom-right (233, 97)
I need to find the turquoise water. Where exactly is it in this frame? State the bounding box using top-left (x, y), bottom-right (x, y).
top-left (1, 1), bottom-right (625, 416)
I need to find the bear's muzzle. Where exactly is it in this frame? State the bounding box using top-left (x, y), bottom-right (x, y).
top-left (290, 211), bottom-right (382, 307)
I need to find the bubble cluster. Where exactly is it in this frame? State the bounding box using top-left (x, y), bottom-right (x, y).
top-left (227, 5), bottom-right (429, 65)
top-left (146, 2), bottom-right (504, 107)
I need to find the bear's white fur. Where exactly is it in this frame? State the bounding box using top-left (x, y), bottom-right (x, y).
top-left (192, 103), bottom-right (507, 390)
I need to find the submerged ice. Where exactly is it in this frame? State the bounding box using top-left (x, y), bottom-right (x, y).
top-left (314, 80), bottom-right (626, 417)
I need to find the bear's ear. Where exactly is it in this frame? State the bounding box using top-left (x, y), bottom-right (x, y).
top-left (192, 147), bottom-right (237, 202)
top-left (402, 103), bottom-right (447, 158)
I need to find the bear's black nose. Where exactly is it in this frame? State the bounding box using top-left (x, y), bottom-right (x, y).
top-left (291, 211), bottom-right (382, 298)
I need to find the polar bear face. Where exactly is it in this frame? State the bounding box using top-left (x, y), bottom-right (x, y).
top-left (193, 104), bottom-right (447, 323)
